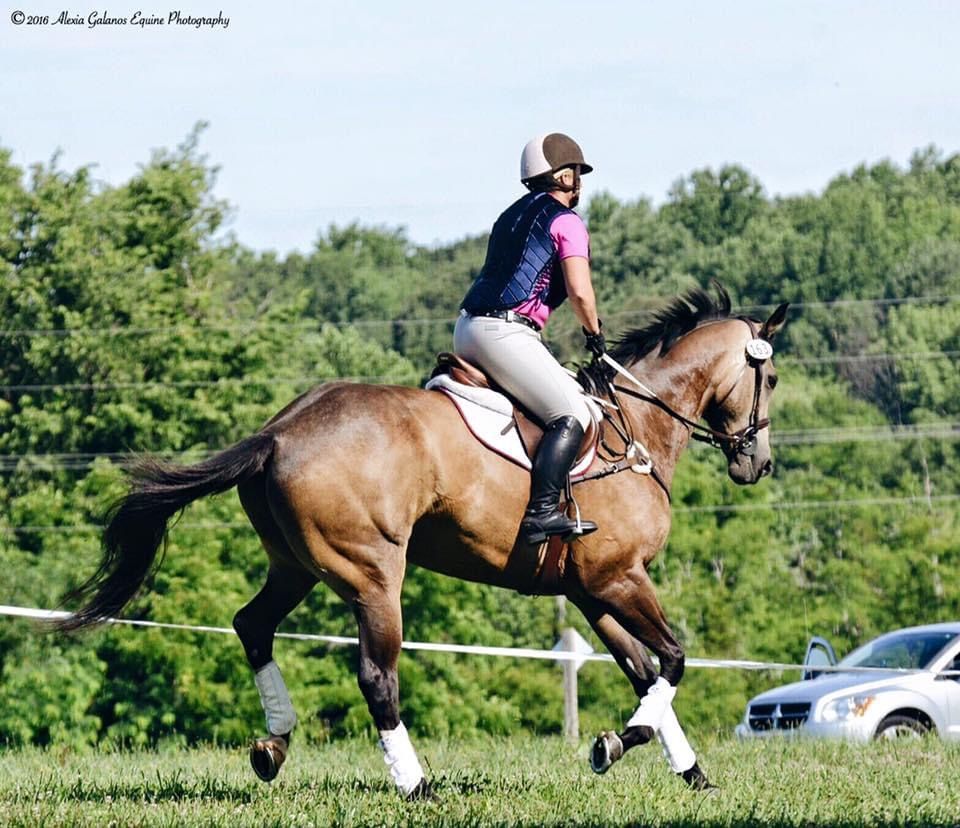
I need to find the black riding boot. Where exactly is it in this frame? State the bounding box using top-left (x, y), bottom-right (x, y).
top-left (520, 416), bottom-right (598, 545)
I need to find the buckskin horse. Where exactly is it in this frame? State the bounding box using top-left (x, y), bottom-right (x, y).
top-left (56, 284), bottom-right (787, 797)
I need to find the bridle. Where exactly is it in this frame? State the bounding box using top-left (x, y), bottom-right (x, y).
top-left (690, 317), bottom-right (772, 458)
top-left (575, 318), bottom-right (774, 495)
top-left (610, 317), bottom-right (772, 457)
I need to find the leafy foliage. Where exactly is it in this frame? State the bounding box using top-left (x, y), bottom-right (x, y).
top-left (1, 131), bottom-right (959, 746)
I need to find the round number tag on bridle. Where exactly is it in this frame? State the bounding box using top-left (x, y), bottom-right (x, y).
top-left (745, 339), bottom-right (773, 363)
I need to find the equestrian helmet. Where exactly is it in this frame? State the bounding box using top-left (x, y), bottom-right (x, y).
top-left (520, 133), bottom-right (593, 184)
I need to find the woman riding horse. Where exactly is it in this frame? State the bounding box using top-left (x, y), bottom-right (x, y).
top-left (456, 132), bottom-right (606, 546)
top-left (56, 284), bottom-right (787, 799)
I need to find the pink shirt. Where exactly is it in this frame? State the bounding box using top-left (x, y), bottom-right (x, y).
top-left (513, 212), bottom-right (590, 328)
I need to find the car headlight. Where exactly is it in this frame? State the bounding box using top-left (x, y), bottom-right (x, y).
top-left (821, 694), bottom-right (875, 722)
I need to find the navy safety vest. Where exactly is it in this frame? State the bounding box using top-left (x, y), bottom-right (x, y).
top-left (461, 192), bottom-right (577, 315)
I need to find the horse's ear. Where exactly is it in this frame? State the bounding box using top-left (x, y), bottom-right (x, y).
top-left (760, 303), bottom-right (789, 341)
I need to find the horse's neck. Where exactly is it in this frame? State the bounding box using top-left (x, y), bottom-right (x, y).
top-left (627, 345), bottom-right (725, 485)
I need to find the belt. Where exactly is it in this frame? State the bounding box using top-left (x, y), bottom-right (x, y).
top-left (461, 309), bottom-right (542, 332)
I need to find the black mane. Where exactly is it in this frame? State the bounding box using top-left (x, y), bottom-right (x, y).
top-left (610, 284), bottom-right (732, 363)
top-left (579, 284), bottom-right (733, 394)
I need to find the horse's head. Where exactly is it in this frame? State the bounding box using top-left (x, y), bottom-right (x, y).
top-left (702, 303), bottom-right (789, 484)
top-left (594, 285), bottom-right (790, 487)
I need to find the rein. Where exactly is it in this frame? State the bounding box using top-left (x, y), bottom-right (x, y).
top-left (575, 319), bottom-right (772, 495)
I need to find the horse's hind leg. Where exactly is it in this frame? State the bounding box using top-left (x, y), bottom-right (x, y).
top-left (233, 565), bottom-right (316, 781)
top-left (235, 476), bottom-right (317, 781)
top-left (354, 585), bottom-right (430, 799)
top-left (276, 514), bottom-right (428, 797)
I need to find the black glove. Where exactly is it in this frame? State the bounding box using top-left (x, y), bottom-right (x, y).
top-left (583, 322), bottom-right (606, 359)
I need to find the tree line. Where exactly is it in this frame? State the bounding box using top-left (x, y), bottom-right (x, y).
top-left (1, 127), bottom-right (958, 747)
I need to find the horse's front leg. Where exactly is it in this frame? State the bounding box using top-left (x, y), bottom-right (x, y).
top-left (573, 578), bottom-right (715, 790)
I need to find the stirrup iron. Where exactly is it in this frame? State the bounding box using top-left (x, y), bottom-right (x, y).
top-left (563, 479), bottom-right (593, 540)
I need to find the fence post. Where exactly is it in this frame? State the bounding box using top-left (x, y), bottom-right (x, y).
top-left (561, 626), bottom-right (579, 742)
top-left (553, 597), bottom-right (593, 743)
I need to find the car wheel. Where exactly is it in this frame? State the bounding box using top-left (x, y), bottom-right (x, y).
top-left (874, 714), bottom-right (929, 740)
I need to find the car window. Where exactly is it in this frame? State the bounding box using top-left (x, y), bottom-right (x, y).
top-left (838, 631), bottom-right (960, 670)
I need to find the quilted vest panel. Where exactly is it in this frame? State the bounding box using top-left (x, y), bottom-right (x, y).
top-left (461, 192), bottom-right (574, 314)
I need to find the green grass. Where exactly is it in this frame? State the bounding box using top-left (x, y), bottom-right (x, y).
top-left (1, 735), bottom-right (958, 827)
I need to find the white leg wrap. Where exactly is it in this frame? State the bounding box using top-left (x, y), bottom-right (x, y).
top-left (657, 704), bottom-right (697, 773)
top-left (379, 722), bottom-right (424, 795)
top-left (254, 660), bottom-right (297, 736)
top-left (626, 677), bottom-right (677, 731)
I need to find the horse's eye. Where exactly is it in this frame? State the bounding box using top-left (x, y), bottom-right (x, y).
top-left (767, 374), bottom-right (779, 390)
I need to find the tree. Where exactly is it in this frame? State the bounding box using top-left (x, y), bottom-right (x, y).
top-left (662, 165), bottom-right (767, 247)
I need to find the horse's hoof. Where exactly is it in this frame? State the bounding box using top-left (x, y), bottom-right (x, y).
top-left (680, 762), bottom-right (718, 793)
top-left (249, 734), bottom-right (289, 782)
top-left (590, 731), bottom-right (623, 774)
top-left (406, 778), bottom-right (436, 801)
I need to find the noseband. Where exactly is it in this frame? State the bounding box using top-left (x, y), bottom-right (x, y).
top-left (602, 318), bottom-right (773, 460)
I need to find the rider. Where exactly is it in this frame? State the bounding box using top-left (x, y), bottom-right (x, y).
top-left (455, 133), bottom-right (607, 545)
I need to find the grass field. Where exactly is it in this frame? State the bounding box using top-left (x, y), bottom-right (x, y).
top-left (1, 735), bottom-right (958, 827)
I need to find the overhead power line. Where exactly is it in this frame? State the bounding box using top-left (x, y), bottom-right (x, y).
top-left (0, 294), bottom-right (956, 339)
top-left (738, 294), bottom-right (960, 312)
top-left (0, 375), bottom-right (407, 394)
top-left (780, 350), bottom-right (960, 366)
top-left (0, 317), bottom-right (454, 339)
top-left (773, 422), bottom-right (960, 445)
top-left (0, 423), bottom-right (958, 471)
top-left (0, 350), bottom-right (958, 394)
top-left (2, 494), bottom-right (958, 535)
top-left (675, 494), bottom-right (960, 513)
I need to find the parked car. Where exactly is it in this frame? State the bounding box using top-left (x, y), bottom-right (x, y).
top-left (735, 622), bottom-right (960, 741)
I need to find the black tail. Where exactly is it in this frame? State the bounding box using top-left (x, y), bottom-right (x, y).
top-left (54, 432), bottom-right (276, 632)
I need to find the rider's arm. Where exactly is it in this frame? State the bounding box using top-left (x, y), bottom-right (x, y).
top-left (562, 256), bottom-right (601, 335)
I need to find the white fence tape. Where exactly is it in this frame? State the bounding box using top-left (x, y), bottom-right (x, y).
top-left (0, 604), bottom-right (950, 675)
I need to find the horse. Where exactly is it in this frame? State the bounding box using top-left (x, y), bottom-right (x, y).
top-left (56, 284), bottom-right (788, 798)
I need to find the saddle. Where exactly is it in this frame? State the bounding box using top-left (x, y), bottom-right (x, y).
top-left (426, 353), bottom-right (605, 597)
top-left (427, 352), bottom-right (600, 473)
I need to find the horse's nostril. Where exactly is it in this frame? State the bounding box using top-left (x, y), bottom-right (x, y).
top-left (761, 459), bottom-right (773, 477)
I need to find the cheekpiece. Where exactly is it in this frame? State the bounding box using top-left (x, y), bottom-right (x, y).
top-left (745, 338), bottom-right (774, 362)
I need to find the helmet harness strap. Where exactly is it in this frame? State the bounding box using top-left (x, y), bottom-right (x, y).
top-left (552, 165), bottom-right (581, 195)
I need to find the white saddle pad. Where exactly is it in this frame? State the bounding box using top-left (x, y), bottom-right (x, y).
top-left (425, 374), bottom-right (598, 477)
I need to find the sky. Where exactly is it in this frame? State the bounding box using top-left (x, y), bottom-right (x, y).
top-left (2, 1), bottom-right (959, 255)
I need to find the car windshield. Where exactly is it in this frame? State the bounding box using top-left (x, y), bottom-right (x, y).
top-left (838, 631), bottom-right (959, 671)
